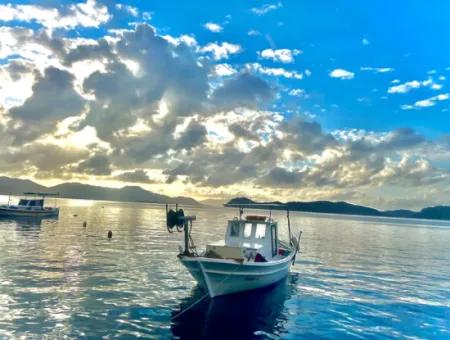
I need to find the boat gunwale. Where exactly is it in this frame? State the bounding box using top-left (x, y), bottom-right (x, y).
top-left (179, 247), bottom-right (295, 267)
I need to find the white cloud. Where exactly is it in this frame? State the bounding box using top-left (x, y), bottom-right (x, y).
top-left (163, 34), bottom-right (197, 47)
top-left (360, 66), bottom-right (394, 73)
top-left (142, 12), bottom-right (152, 21)
top-left (329, 69), bottom-right (354, 80)
top-left (115, 4), bottom-right (139, 17)
top-left (200, 42), bottom-right (242, 60)
top-left (401, 93), bottom-right (450, 110)
top-left (251, 2), bottom-right (283, 16)
top-left (431, 83), bottom-right (443, 90)
top-left (388, 80), bottom-right (421, 94)
top-left (388, 78), bottom-right (443, 94)
top-left (0, 0), bottom-right (111, 30)
top-left (288, 89), bottom-right (305, 96)
top-left (213, 64), bottom-right (237, 76)
top-left (248, 63), bottom-right (303, 79)
top-left (258, 48), bottom-right (301, 63)
top-left (248, 29), bottom-right (261, 36)
top-left (204, 22), bottom-right (223, 33)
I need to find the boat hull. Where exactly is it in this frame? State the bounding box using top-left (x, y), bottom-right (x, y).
top-left (0, 207), bottom-right (59, 217)
top-left (180, 253), bottom-right (294, 298)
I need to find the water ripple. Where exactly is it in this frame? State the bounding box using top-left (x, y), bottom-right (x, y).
top-left (0, 199), bottom-right (449, 338)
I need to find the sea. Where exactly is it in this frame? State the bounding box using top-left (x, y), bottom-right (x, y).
top-left (0, 196), bottom-right (449, 339)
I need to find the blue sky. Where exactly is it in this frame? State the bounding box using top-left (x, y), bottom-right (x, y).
top-left (0, 0), bottom-right (449, 209)
top-left (131, 0), bottom-right (450, 135)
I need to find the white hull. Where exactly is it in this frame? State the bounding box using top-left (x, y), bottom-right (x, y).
top-left (0, 207), bottom-right (59, 217)
top-left (180, 252), bottom-right (294, 298)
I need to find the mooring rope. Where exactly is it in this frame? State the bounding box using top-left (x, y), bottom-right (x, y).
top-left (171, 261), bottom-right (244, 321)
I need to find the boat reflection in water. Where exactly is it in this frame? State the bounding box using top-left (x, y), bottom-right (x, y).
top-left (0, 215), bottom-right (58, 234)
top-left (171, 273), bottom-right (298, 339)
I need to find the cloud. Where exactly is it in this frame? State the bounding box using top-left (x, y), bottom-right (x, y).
top-left (388, 80), bottom-right (421, 94)
top-left (288, 89), bottom-right (305, 96)
top-left (174, 121), bottom-right (207, 150)
top-left (211, 73), bottom-right (276, 109)
top-left (388, 78), bottom-right (443, 94)
top-left (200, 42), bottom-right (242, 60)
top-left (8, 66), bottom-right (85, 144)
top-left (251, 2), bottom-right (283, 16)
top-left (0, 21), bottom-right (448, 210)
top-left (0, 0), bottom-right (110, 30)
top-left (213, 63), bottom-right (237, 76)
top-left (258, 48), bottom-right (301, 63)
top-left (329, 69), bottom-right (354, 80)
top-left (258, 167), bottom-right (303, 187)
top-left (76, 154), bottom-right (112, 176)
top-left (248, 29), bottom-right (261, 36)
top-left (247, 63), bottom-right (303, 79)
top-left (204, 22), bottom-right (223, 33)
top-left (115, 4), bottom-right (139, 17)
top-left (360, 66), bottom-right (394, 73)
top-left (115, 170), bottom-right (157, 183)
top-left (401, 93), bottom-right (450, 110)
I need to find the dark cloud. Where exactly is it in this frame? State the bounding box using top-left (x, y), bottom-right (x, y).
top-left (211, 72), bottom-right (275, 109)
top-left (8, 67), bottom-right (85, 144)
top-left (78, 24), bottom-right (209, 143)
top-left (257, 167), bottom-right (303, 187)
top-left (228, 123), bottom-right (259, 141)
top-left (281, 115), bottom-right (336, 154)
top-left (382, 128), bottom-right (425, 150)
top-left (115, 170), bottom-right (158, 183)
top-left (76, 154), bottom-right (112, 176)
top-left (175, 121), bottom-right (207, 150)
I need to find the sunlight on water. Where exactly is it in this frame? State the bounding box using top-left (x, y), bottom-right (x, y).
top-left (0, 198), bottom-right (449, 338)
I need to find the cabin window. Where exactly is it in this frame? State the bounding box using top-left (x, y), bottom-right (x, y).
top-left (229, 222), bottom-right (240, 237)
top-left (255, 224), bottom-right (266, 239)
top-left (271, 224), bottom-right (277, 256)
top-left (244, 223), bottom-right (252, 238)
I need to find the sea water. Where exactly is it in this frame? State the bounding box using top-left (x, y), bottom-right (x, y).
top-left (0, 197), bottom-right (449, 339)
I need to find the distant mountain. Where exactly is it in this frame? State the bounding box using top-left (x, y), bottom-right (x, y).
top-left (0, 176), bottom-right (199, 205)
top-left (0, 176), bottom-right (47, 194)
top-left (225, 197), bottom-right (450, 221)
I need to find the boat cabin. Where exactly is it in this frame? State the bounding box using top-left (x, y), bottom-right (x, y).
top-left (206, 215), bottom-right (286, 262)
top-left (17, 199), bottom-right (44, 209)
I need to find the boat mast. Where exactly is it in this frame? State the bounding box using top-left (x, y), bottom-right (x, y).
top-left (287, 209), bottom-right (292, 246)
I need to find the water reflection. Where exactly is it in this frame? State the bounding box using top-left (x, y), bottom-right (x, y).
top-left (171, 274), bottom-right (298, 339)
top-left (0, 215), bottom-right (60, 231)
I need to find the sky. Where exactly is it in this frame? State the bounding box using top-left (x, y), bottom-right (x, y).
top-left (0, 0), bottom-right (449, 210)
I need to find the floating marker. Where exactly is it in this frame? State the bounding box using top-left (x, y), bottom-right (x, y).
top-left (108, 230), bottom-right (113, 239)
top-left (83, 221), bottom-right (87, 228)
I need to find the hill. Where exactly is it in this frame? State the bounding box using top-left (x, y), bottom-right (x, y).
top-left (0, 176), bottom-right (199, 205)
top-left (225, 197), bottom-right (450, 221)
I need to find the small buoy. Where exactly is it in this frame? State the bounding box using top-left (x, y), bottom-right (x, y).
top-left (73, 214), bottom-right (78, 217)
top-left (83, 221), bottom-right (87, 228)
top-left (107, 230), bottom-right (112, 239)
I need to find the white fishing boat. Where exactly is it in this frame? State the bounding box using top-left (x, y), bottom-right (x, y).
top-left (166, 206), bottom-right (302, 298)
top-left (0, 192), bottom-right (60, 218)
